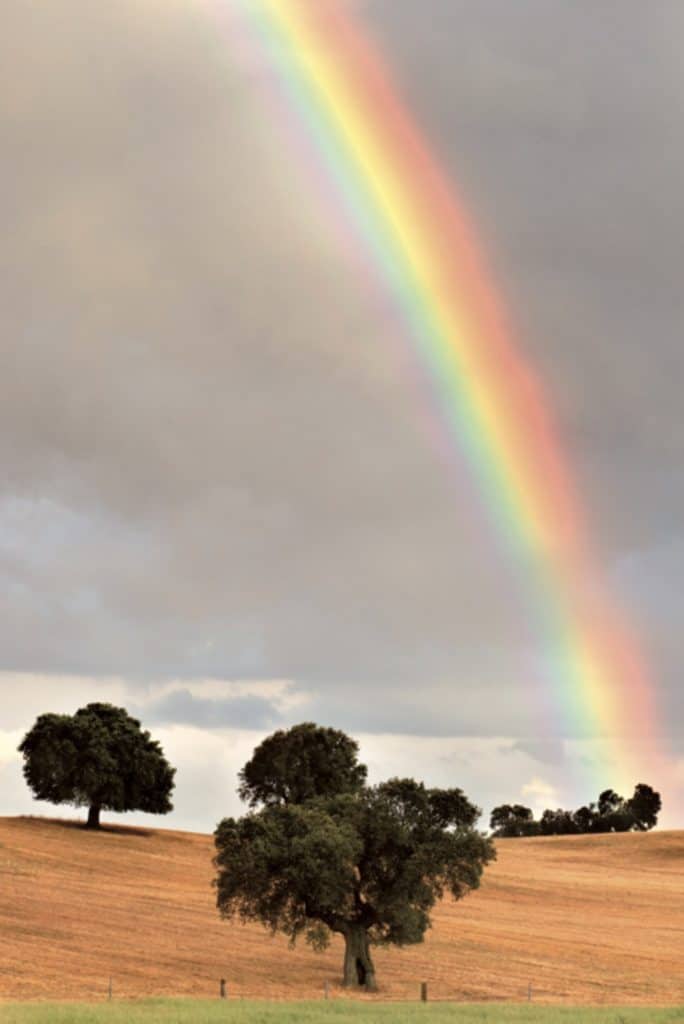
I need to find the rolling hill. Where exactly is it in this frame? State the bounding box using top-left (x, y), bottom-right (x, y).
top-left (0, 816), bottom-right (682, 1005)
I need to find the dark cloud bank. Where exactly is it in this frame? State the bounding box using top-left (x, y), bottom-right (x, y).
top-left (1, 0), bottom-right (683, 755)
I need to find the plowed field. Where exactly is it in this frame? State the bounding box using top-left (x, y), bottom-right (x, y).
top-left (0, 817), bottom-right (682, 1005)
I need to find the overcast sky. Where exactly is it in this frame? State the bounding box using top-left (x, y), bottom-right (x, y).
top-left (2, 0), bottom-right (682, 831)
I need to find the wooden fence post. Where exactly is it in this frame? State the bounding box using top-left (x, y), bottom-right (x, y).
top-left (420, 981), bottom-right (428, 1002)
top-left (220, 978), bottom-right (227, 999)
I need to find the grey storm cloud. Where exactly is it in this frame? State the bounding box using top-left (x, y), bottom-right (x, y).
top-left (1, 0), bottom-right (683, 750)
top-left (134, 689), bottom-right (282, 731)
top-left (510, 739), bottom-right (567, 768)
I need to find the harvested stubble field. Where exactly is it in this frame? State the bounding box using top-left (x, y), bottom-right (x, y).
top-left (0, 817), bottom-right (682, 1006)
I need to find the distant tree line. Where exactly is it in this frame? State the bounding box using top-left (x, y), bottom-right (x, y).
top-left (490, 784), bottom-right (661, 837)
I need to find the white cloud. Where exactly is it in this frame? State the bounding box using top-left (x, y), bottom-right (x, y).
top-left (521, 777), bottom-right (559, 815)
top-left (0, 730), bottom-right (22, 766)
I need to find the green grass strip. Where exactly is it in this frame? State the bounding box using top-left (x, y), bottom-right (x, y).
top-left (2, 1000), bottom-right (683, 1024)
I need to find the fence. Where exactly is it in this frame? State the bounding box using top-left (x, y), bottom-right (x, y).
top-left (94, 976), bottom-right (664, 1007)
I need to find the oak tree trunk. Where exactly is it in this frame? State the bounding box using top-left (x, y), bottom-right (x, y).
top-left (87, 805), bottom-right (101, 829)
top-left (342, 925), bottom-right (377, 991)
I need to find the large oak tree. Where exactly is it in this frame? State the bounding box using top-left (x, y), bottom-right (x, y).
top-left (18, 703), bottom-right (175, 829)
top-left (214, 725), bottom-right (494, 990)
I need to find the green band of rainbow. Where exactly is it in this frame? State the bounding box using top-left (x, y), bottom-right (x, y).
top-left (227, 0), bottom-right (664, 796)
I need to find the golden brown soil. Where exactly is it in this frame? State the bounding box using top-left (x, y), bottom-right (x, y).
top-left (0, 816), bottom-right (682, 1004)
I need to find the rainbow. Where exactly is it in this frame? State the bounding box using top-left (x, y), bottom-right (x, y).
top-left (225, 0), bottom-right (663, 796)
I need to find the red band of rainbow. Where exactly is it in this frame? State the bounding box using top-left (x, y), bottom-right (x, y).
top-left (225, 0), bottom-right (669, 801)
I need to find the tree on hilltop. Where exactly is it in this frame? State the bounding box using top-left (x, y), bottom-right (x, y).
top-left (625, 783), bottom-right (661, 831)
top-left (538, 807), bottom-right (578, 835)
top-left (597, 789), bottom-right (622, 817)
top-left (583, 785), bottom-right (661, 833)
top-left (18, 703), bottom-right (175, 829)
top-left (489, 804), bottom-right (539, 837)
top-left (215, 724), bottom-right (494, 991)
top-left (572, 803), bottom-right (598, 833)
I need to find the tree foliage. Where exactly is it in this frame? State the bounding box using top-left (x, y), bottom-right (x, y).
top-left (627, 784), bottom-right (662, 831)
top-left (18, 703), bottom-right (175, 828)
top-left (490, 783), bottom-right (661, 838)
top-left (216, 725), bottom-right (494, 990)
top-left (238, 722), bottom-right (367, 807)
top-left (488, 804), bottom-right (538, 838)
